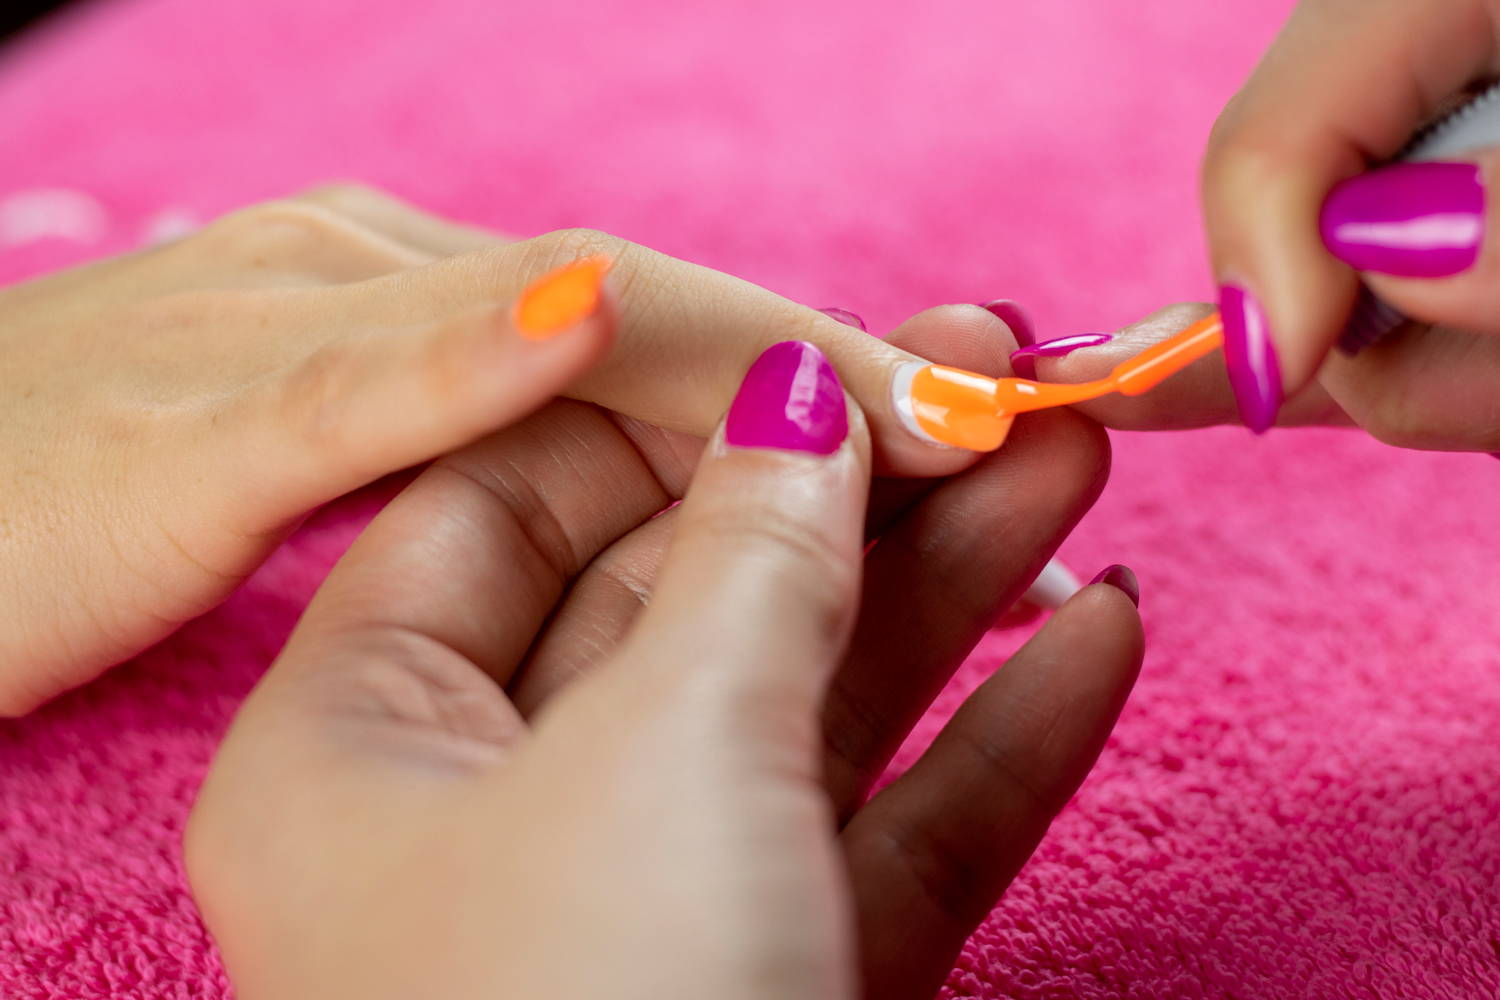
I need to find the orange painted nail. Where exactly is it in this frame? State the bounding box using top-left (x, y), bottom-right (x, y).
top-left (513, 255), bottom-right (611, 340)
top-left (892, 361), bottom-right (1016, 451)
top-left (891, 313), bottom-right (1224, 452)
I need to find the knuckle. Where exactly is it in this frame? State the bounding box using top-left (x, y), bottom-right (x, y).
top-left (529, 226), bottom-right (627, 262)
top-left (195, 200), bottom-right (371, 264)
top-left (294, 181), bottom-right (384, 209)
top-left (863, 820), bottom-right (993, 929)
top-left (514, 228), bottom-right (634, 284)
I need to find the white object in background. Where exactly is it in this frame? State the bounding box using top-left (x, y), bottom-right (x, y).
top-left (1021, 557), bottom-right (1083, 610)
top-left (141, 208), bottom-right (199, 245)
top-left (0, 188), bottom-right (108, 248)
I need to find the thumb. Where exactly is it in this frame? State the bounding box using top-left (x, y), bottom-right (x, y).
top-left (619, 341), bottom-right (871, 729)
top-left (1323, 154), bottom-right (1496, 336)
top-left (232, 257), bottom-right (613, 526)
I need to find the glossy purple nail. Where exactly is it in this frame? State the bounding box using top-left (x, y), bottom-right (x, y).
top-left (979, 299), bottom-right (1036, 347)
top-left (1089, 564), bottom-right (1140, 607)
top-left (1320, 162), bottom-right (1484, 278)
top-left (1008, 332), bottom-right (1113, 380)
top-left (817, 307), bottom-right (867, 332)
top-left (725, 341), bottom-right (848, 455)
top-left (1219, 283), bottom-right (1283, 434)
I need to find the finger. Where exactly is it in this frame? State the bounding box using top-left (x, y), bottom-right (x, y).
top-left (509, 304), bottom-right (1018, 715)
top-left (878, 303), bottom-right (1090, 613)
top-left (618, 341), bottom-right (870, 723)
top-left (163, 199), bottom-right (432, 285)
top-left (841, 580), bottom-right (1144, 1000)
top-left (1020, 304), bottom-right (1351, 430)
top-left (321, 230), bottom-right (999, 477)
top-left (1338, 151), bottom-right (1500, 335)
top-left (1319, 321), bottom-right (1500, 451)
top-left (292, 183), bottom-right (512, 256)
top-left (226, 258), bottom-right (616, 526)
top-left (272, 399), bottom-right (693, 701)
top-left (820, 398), bottom-right (1112, 820)
top-left (1201, 0), bottom-right (1495, 428)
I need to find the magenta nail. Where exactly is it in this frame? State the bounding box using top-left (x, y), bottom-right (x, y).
top-left (725, 341), bottom-right (848, 455)
top-left (1320, 162), bottom-right (1485, 278)
top-left (817, 307), bottom-right (867, 332)
top-left (1089, 564), bottom-right (1140, 607)
top-left (1008, 332), bottom-right (1112, 380)
top-left (979, 299), bottom-right (1036, 347)
top-left (1219, 283), bottom-right (1282, 434)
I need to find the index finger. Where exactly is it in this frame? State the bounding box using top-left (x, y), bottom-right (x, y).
top-left (1201, 0), bottom-right (1495, 427)
top-left (324, 229), bottom-right (1025, 476)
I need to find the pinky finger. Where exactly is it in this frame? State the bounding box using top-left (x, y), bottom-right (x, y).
top-left (838, 576), bottom-right (1143, 1000)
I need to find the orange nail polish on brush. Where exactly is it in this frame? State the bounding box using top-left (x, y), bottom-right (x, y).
top-left (893, 312), bottom-right (1224, 451)
top-left (513, 256), bottom-right (611, 340)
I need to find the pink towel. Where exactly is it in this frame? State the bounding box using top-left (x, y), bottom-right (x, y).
top-left (3, 0), bottom-right (1498, 996)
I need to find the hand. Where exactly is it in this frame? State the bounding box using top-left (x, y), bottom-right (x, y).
top-left (1191, 0), bottom-right (1500, 448)
top-left (186, 341), bottom-right (1143, 1000)
top-left (1008, 298), bottom-right (1500, 452)
top-left (1, 185), bottom-right (1026, 714)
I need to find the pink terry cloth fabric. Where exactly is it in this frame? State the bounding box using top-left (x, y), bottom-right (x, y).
top-left (3, 0), bottom-right (1500, 996)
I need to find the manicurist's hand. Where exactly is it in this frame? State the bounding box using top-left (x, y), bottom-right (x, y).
top-left (186, 341), bottom-right (1143, 1000)
top-left (1, 186), bottom-right (1039, 714)
top-left (1200, 0), bottom-right (1500, 446)
top-left (1005, 0), bottom-right (1500, 451)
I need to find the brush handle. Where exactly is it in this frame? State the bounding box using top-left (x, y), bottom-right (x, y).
top-left (1111, 314), bottom-right (1225, 396)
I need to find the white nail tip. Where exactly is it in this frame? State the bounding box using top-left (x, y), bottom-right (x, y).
top-left (891, 361), bottom-right (945, 447)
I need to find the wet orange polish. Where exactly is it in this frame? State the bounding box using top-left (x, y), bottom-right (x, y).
top-left (894, 363), bottom-right (1015, 450)
top-left (513, 255), bottom-right (611, 341)
top-left (893, 313), bottom-right (1224, 451)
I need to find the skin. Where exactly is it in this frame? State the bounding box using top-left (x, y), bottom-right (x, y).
top-left (187, 347), bottom-right (1143, 1000)
top-left (0, 185), bottom-right (1047, 716)
top-left (5, 184), bottom-right (1141, 995)
top-left (1041, 0), bottom-right (1500, 450)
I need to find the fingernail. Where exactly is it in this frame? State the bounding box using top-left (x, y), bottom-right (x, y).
top-left (1008, 332), bottom-right (1113, 380)
top-left (890, 362), bottom-right (1015, 452)
top-left (818, 307), bottom-right (867, 332)
top-left (513, 255), bottom-right (610, 340)
top-left (979, 299), bottom-right (1036, 347)
top-left (1320, 162), bottom-right (1484, 278)
top-left (726, 341), bottom-right (848, 455)
top-left (1219, 283), bottom-right (1282, 434)
top-left (1089, 564), bottom-right (1140, 607)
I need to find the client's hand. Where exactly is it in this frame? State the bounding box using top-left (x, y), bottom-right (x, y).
top-left (1, 185), bottom-right (1033, 714)
top-left (187, 341), bottom-right (1143, 1000)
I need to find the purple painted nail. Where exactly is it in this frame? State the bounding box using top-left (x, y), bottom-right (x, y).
top-left (1008, 332), bottom-right (1113, 380)
top-left (817, 307), bottom-right (867, 332)
top-left (1219, 284), bottom-right (1283, 434)
top-left (979, 299), bottom-right (1036, 347)
top-left (725, 341), bottom-right (848, 455)
top-left (1089, 564), bottom-right (1140, 607)
top-left (1320, 162), bottom-right (1485, 278)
